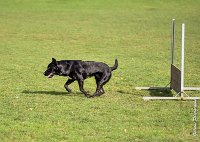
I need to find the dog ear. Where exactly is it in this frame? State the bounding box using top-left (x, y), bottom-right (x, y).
top-left (52, 58), bottom-right (57, 65)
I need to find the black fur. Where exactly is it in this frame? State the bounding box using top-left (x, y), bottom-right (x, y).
top-left (44, 58), bottom-right (118, 97)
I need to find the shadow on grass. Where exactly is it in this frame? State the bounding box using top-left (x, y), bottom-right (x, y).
top-left (148, 89), bottom-right (174, 97)
top-left (117, 88), bottom-right (174, 97)
top-left (22, 90), bottom-right (81, 96)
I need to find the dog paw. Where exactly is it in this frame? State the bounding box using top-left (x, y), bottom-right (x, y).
top-left (86, 95), bottom-right (93, 98)
top-left (84, 93), bottom-right (93, 98)
top-left (65, 88), bottom-right (72, 93)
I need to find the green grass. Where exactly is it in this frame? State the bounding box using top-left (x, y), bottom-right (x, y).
top-left (1, 0), bottom-right (200, 141)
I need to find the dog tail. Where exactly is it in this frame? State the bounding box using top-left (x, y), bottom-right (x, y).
top-left (110, 59), bottom-right (118, 71)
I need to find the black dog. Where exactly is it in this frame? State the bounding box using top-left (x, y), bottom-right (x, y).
top-left (44, 58), bottom-right (118, 97)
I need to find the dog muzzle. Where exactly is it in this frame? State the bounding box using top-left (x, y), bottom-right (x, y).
top-left (47, 73), bottom-right (54, 78)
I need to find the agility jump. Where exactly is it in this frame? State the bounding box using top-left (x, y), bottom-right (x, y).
top-left (136, 19), bottom-right (200, 100)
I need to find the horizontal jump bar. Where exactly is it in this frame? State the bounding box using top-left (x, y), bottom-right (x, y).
top-left (136, 87), bottom-right (200, 91)
top-left (135, 87), bottom-right (170, 90)
top-left (143, 96), bottom-right (200, 101)
top-left (184, 87), bottom-right (200, 91)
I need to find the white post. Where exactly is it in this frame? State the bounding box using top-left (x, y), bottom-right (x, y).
top-left (171, 19), bottom-right (175, 64)
top-left (181, 23), bottom-right (185, 94)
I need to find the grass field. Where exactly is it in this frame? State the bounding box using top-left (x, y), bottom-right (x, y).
top-left (0, 0), bottom-right (200, 141)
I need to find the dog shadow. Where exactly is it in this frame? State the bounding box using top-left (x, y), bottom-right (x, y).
top-left (22, 90), bottom-right (82, 96)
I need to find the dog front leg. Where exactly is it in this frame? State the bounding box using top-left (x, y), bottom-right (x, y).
top-left (64, 79), bottom-right (75, 93)
top-left (78, 80), bottom-right (90, 98)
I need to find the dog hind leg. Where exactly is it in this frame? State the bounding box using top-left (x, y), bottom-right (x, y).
top-left (93, 71), bottom-right (111, 97)
top-left (93, 75), bottom-right (105, 96)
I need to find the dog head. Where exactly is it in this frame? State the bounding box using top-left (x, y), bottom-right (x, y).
top-left (44, 58), bottom-right (60, 78)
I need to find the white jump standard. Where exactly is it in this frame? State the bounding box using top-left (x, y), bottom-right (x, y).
top-left (136, 19), bottom-right (200, 100)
